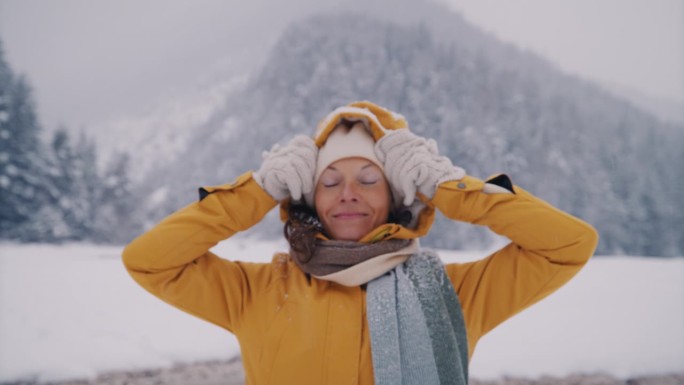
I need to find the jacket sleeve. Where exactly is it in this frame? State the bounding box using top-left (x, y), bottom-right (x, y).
top-left (436, 174), bottom-right (599, 353)
top-left (121, 171), bottom-right (278, 333)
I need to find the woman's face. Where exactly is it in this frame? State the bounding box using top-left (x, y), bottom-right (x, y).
top-left (314, 157), bottom-right (391, 241)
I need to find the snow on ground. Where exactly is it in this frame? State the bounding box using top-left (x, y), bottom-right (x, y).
top-left (0, 240), bottom-right (682, 383)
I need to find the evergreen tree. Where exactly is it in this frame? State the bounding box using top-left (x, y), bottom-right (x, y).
top-left (0, 40), bottom-right (46, 239)
top-left (40, 128), bottom-right (103, 241)
top-left (94, 151), bottom-right (137, 243)
top-left (71, 132), bottom-right (100, 239)
top-left (32, 128), bottom-right (77, 241)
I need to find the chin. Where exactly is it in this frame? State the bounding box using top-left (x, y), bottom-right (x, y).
top-left (330, 227), bottom-right (370, 242)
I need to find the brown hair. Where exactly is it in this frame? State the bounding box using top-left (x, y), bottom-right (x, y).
top-left (283, 204), bottom-right (412, 264)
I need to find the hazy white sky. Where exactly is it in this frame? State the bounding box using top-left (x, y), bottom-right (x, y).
top-left (441, 0), bottom-right (684, 104)
top-left (0, 0), bottom-right (682, 131)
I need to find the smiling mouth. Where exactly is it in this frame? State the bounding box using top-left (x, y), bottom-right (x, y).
top-left (333, 213), bottom-right (367, 219)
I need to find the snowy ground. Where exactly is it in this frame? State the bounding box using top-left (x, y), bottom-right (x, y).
top-left (0, 240), bottom-right (683, 383)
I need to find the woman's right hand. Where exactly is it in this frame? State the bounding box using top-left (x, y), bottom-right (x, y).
top-left (253, 135), bottom-right (318, 202)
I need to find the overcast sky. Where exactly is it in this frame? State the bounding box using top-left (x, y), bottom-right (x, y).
top-left (442, 0), bottom-right (684, 104)
top-left (0, 0), bottom-right (682, 131)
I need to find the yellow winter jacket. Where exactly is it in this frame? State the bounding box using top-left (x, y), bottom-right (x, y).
top-left (122, 171), bottom-right (598, 385)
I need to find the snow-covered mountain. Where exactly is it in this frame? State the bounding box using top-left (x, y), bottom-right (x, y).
top-left (89, 70), bottom-right (250, 181)
top-left (601, 80), bottom-right (684, 125)
top-left (100, 2), bottom-right (683, 256)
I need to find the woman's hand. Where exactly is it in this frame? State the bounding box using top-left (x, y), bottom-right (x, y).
top-left (253, 135), bottom-right (318, 201)
top-left (374, 130), bottom-right (465, 206)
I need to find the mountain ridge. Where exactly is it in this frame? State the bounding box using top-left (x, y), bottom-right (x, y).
top-left (135, 7), bottom-right (682, 256)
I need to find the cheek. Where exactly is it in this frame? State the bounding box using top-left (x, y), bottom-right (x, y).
top-left (368, 188), bottom-right (391, 219)
top-left (314, 186), bottom-right (333, 217)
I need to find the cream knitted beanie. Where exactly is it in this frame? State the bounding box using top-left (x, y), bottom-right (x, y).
top-left (304, 120), bottom-right (382, 207)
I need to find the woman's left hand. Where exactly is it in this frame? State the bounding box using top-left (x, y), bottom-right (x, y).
top-left (374, 130), bottom-right (465, 206)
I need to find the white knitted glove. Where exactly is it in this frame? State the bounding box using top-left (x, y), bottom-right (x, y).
top-left (253, 135), bottom-right (317, 201)
top-left (374, 130), bottom-right (465, 206)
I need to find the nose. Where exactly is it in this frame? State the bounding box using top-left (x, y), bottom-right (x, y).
top-left (339, 182), bottom-right (360, 202)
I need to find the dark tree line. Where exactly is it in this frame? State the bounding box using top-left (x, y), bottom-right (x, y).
top-left (0, 40), bottom-right (139, 244)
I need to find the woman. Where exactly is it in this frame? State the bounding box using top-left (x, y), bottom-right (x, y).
top-left (122, 101), bottom-right (598, 385)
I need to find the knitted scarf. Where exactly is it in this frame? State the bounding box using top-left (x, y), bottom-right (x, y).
top-left (292, 238), bottom-right (412, 277)
top-left (292, 240), bottom-right (468, 385)
top-left (367, 251), bottom-right (468, 385)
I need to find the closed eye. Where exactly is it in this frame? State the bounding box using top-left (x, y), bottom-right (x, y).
top-left (359, 176), bottom-right (379, 185)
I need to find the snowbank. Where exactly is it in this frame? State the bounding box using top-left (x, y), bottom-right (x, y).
top-left (0, 240), bottom-right (682, 383)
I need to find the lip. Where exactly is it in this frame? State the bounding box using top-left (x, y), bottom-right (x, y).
top-left (332, 212), bottom-right (367, 219)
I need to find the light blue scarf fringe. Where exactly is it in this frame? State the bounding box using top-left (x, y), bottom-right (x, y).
top-left (367, 251), bottom-right (468, 385)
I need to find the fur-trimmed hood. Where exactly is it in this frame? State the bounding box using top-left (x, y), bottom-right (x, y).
top-left (280, 100), bottom-right (436, 243)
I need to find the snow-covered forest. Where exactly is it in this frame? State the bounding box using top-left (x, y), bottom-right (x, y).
top-left (0, 41), bottom-right (137, 244)
top-left (2, 8), bottom-right (682, 256)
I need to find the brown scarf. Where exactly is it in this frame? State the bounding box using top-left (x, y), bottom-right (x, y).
top-left (291, 238), bottom-right (412, 277)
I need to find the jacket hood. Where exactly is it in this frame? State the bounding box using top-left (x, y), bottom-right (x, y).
top-left (279, 100), bottom-right (435, 243)
top-left (312, 101), bottom-right (408, 145)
